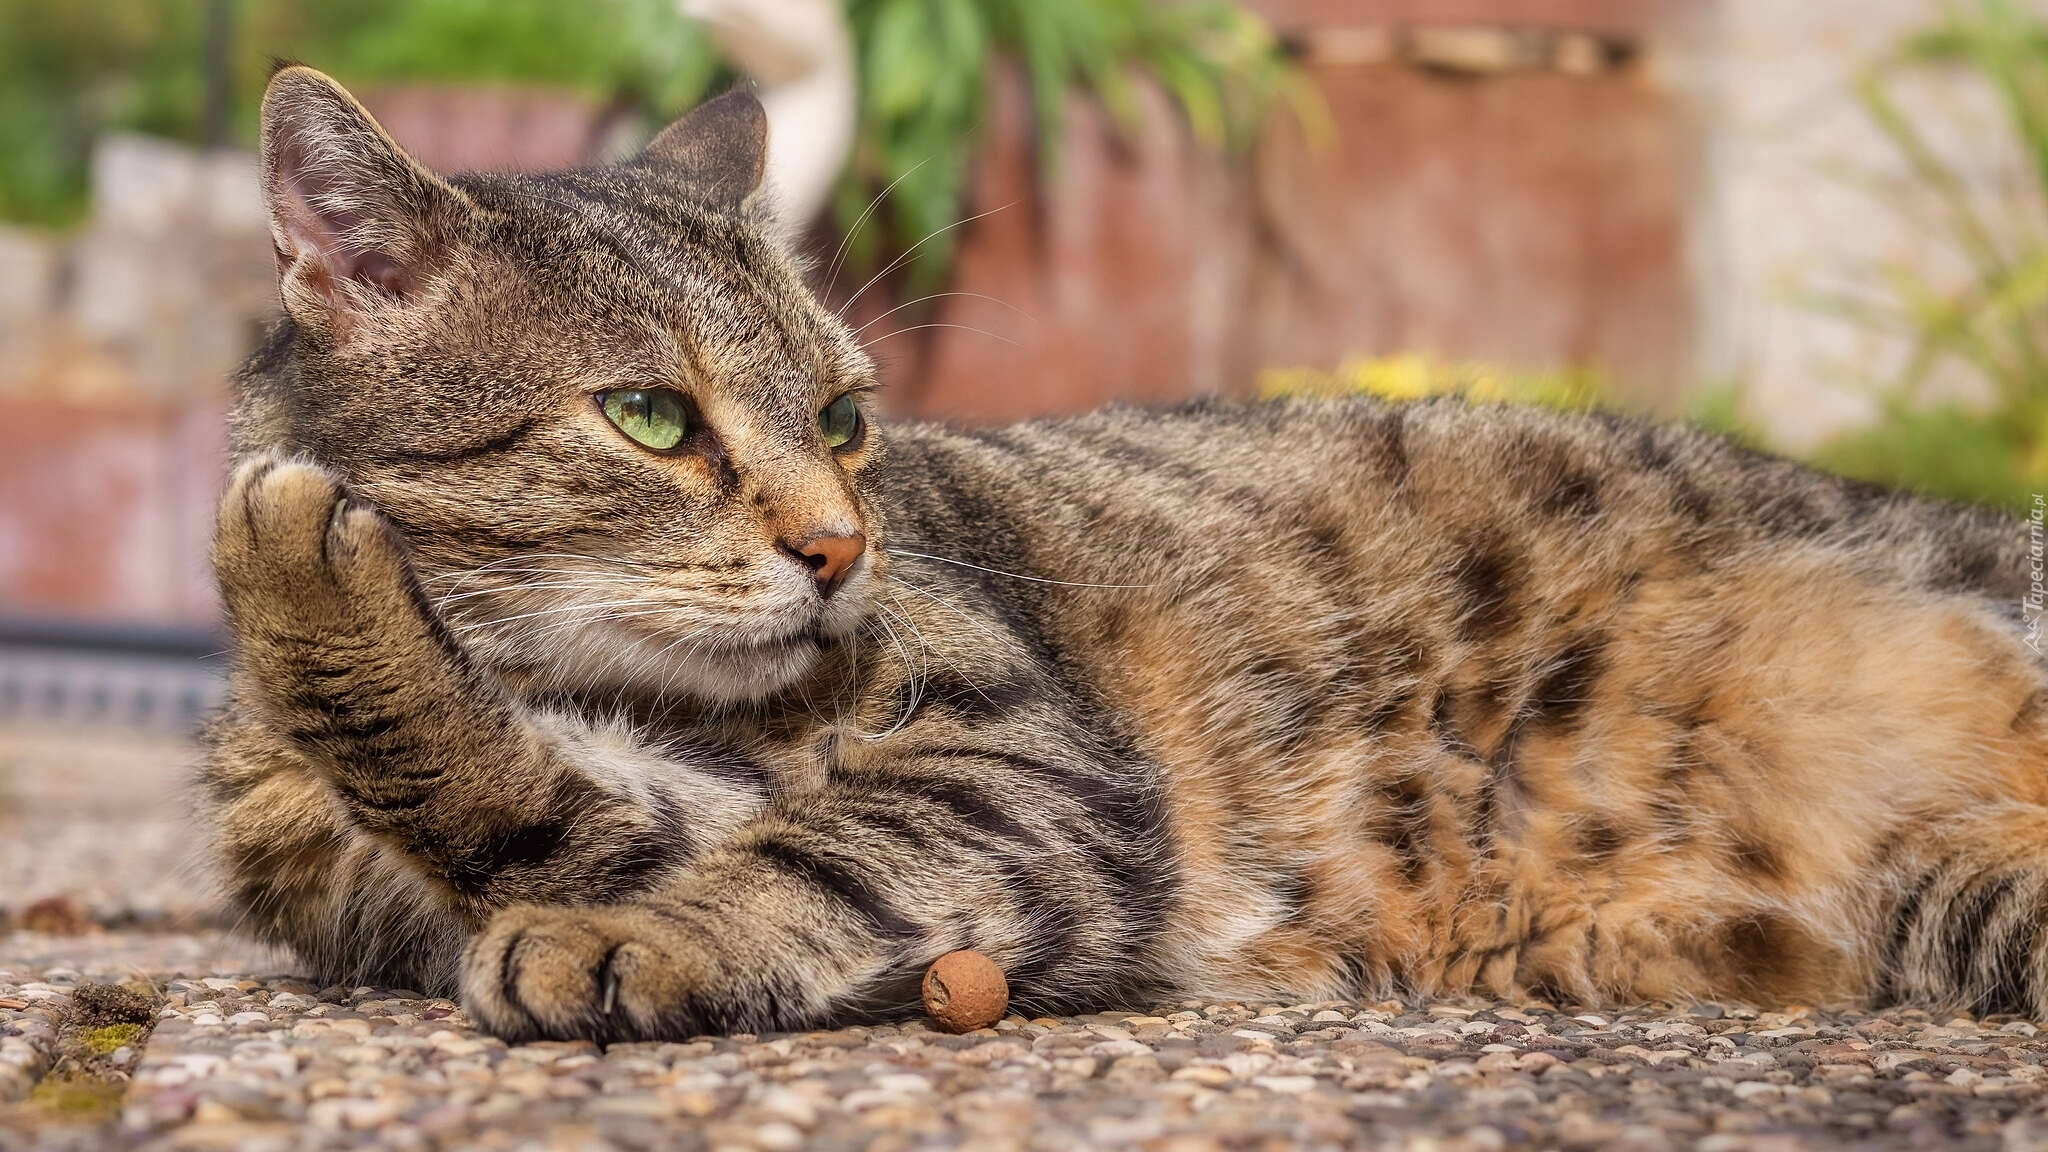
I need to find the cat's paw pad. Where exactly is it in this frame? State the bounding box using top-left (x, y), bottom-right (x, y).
top-left (463, 905), bottom-right (712, 1044)
top-left (215, 451), bottom-right (414, 634)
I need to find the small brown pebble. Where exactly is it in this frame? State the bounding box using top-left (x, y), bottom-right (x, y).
top-left (19, 895), bottom-right (92, 936)
top-left (923, 950), bottom-right (1008, 1034)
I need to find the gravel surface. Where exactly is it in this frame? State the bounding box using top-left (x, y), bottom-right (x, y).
top-left (0, 725), bottom-right (212, 929)
top-left (8, 932), bottom-right (2048, 1150)
top-left (7, 731), bottom-right (2048, 1151)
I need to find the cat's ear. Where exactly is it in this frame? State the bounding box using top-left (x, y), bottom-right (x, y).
top-left (631, 88), bottom-right (768, 208)
top-left (260, 65), bottom-right (465, 341)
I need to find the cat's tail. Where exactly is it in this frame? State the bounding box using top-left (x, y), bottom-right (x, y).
top-left (1873, 806), bottom-right (2048, 1017)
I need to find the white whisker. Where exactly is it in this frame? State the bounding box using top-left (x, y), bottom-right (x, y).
top-left (824, 154), bottom-right (935, 297)
top-left (452, 598), bottom-right (673, 631)
top-left (839, 200), bottom-right (1017, 316)
top-left (862, 322), bottom-right (1017, 348)
top-left (850, 291), bottom-right (1033, 339)
top-left (885, 575), bottom-right (1024, 655)
top-left (886, 548), bottom-right (1154, 589)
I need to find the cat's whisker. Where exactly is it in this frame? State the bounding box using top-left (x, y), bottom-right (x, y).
top-left (435, 579), bottom-right (630, 608)
top-left (858, 604), bottom-right (926, 741)
top-left (849, 292), bottom-right (1033, 339)
top-left (425, 552), bottom-right (668, 606)
top-left (884, 575), bottom-right (1024, 655)
top-left (426, 552), bottom-right (665, 580)
top-left (861, 322), bottom-right (1018, 349)
top-left (875, 586), bottom-right (1004, 718)
top-left (428, 569), bottom-right (629, 586)
top-left (823, 154), bottom-right (935, 298)
top-left (520, 604), bottom-right (719, 646)
top-left (452, 598), bottom-right (676, 632)
top-left (424, 553), bottom-right (667, 593)
top-left (885, 548), bottom-right (1155, 590)
top-left (838, 200), bottom-right (1018, 316)
top-left (641, 621), bottom-right (753, 700)
top-left (511, 615), bottom-right (703, 698)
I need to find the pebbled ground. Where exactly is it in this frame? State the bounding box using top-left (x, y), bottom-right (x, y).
top-left (9, 725), bottom-right (2048, 1150)
top-left (7, 931), bottom-right (2048, 1151)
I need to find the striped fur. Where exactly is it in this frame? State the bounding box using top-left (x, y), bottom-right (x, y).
top-left (200, 69), bottom-right (2048, 1042)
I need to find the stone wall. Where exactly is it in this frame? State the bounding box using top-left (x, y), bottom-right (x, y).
top-left (1682, 0), bottom-right (2047, 449)
top-left (0, 136), bottom-right (272, 629)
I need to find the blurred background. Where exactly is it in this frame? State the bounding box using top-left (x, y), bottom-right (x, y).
top-left (0, 0), bottom-right (2045, 928)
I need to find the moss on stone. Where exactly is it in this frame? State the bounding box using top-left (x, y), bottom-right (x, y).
top-left (27, 1073), bottom-right (124, 1118)
top-left (81, 1023), bottom-right (142, 1055)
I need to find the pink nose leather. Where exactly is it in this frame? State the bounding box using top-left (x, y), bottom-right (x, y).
top-left (787, 532), bottom-right (865, 594)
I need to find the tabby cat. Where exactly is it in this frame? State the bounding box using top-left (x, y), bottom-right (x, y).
top-left (202, 67), bottom-right (2048, 1043)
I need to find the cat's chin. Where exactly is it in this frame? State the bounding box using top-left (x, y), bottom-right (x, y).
top-left (500, 606), bottom-right (862, 706)
top-left (669, 629), bottom-right (833, 703)
top-left (462, 566), bottom-right (878, 705)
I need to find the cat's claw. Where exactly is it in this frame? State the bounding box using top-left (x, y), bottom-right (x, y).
top-left (463, 904), bottom-right (718, 1044)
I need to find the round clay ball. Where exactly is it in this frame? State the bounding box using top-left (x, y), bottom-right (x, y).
top-left (922, 949), bottom-right (1008, 1033)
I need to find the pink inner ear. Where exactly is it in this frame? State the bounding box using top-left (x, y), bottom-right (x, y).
top-left (276, 157), bottom-right (412, 303)
top-left (352, 251), bottom-right (409, 297)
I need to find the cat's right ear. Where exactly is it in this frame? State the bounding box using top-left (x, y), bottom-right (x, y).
top-left (630, 89), bottom-right (768, 208)
top-left (260, 65), bottom-right (464, 344)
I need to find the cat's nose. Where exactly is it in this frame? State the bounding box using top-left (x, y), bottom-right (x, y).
top-left (783, 532), bottom-right (866, 595)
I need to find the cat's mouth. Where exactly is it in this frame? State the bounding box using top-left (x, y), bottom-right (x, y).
top-left (627, 610), bottom-right (856, 702)
top-left (509, 582), bottom-right (867, 703)
top-left (434, 548), bottom-right (876, 704)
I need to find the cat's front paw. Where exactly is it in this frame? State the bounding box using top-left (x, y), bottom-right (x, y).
top-left (214, 451), bottom-right (429, 648)
top-left (463, 905), bottom-right (724, 1044)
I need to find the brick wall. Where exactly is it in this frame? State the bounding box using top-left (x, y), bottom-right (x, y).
top-left (864, 1), bottom-right (1698, 424)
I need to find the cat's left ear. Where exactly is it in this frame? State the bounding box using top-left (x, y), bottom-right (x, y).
top-left (260, 64), bottom-right (467, 344)
top-left (631, 88), bottom-right (768, 208)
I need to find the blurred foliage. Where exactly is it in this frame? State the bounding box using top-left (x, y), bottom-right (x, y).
top-left (834, 0), bottom-right (1314, 293)
top-left (0, 0), bottom-right (1303, 302)
top-left (0, 0), bottom-right (198, 226)
top-left (0, 0), bottom-right (718, 228)
top-left (1811, 403), bottom-right (2031, 510)
top-left (1802, 0), bottom-right (2048, 512)
top-left (1268, 356), bottom-right (2037, 514)
top-left (1257, 354), bottom-right (1610, 412)
top-left (1683, 384), bottom-right (1771, 452)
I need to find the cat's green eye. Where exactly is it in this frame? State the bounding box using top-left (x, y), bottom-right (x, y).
top-left (820, 393), bottom-right (863, 450)
top-left (601, 389), bottom-right (687, 451)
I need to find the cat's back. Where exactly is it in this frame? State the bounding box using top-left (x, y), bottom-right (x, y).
top-left (878, 396), bottom-right (2017, 608)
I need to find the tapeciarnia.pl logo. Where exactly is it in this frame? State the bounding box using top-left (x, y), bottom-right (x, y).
top-left (2028, 494), bottom-right (2045, 654)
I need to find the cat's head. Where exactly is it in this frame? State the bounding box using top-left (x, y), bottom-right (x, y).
top-left (238, 66), bottom-right (885, 703)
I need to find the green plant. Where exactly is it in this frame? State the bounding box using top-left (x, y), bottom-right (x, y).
top-left (258, 0), bottom-right (719, 122)
top-left (0, 0), bottom-right (205, 226)
top-left (834, 0), bottom-right (1310, 293)
top-left (0, 0), bottom-right (718, 228)
top-left (1808, 0), bottom-right (2048, 510)
top-left (4, 0), bottom-right (1302, 305)
top-left (1811, 402), bottom-right (2030, 510)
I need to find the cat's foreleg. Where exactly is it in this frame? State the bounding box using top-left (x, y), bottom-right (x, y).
top-left (201, 713), bottom-right (476, 993)
top-left (210, 453), bottom-right (764, 929)
top-left (460, 747), bottom-right (1170, 1042)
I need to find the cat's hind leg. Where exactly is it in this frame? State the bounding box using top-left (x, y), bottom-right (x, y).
top-left (1872, 805), bottom-right (2048, 1017)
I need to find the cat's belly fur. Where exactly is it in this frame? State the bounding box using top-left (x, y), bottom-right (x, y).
top-left (876, 399), bottom-right (2046, 1008)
